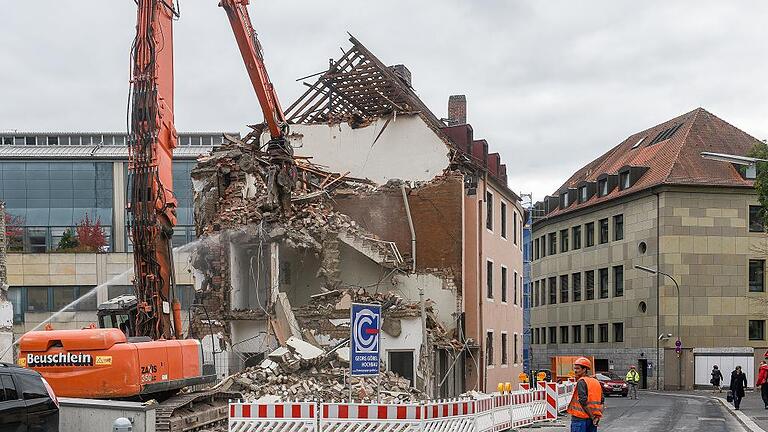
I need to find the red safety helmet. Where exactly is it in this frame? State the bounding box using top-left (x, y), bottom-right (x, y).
top-left (574, 357), bottom-right (592, 369)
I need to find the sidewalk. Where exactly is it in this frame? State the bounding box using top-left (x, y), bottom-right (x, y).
top-left (670, 390), bottom-right (767, 432)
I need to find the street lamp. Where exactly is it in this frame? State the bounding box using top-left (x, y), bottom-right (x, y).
top-left (635, 265), bottom-right (682, 390)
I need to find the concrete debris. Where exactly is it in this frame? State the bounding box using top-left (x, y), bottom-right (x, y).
top-left (286, 336), bottom-right (324, 361)
top-left (229, 342), bottom-right (426, 403)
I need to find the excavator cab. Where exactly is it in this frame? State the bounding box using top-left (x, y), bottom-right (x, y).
top-left (97, 295), bottom-right (139, 338)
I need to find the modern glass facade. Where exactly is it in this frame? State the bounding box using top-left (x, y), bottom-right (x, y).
top-left (0, 161), bottom-right (114, 252)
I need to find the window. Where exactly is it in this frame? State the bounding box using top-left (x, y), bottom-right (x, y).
top-left (573, 325), bottom-right (582, 343)
top-left (749, 320), bottom-right (765, 341)
top-left (750, 259), bottom-right (765, 292)
top-left (560, 275), bottom-right (569, 303)
top-left (598, 178), bottom-right (608, 196)
top-left (486, 331), bottom-right (494, 366)
top-left (514, 334), bottom-right (519, 364)
top-left (388, 352), bottom-right (415, 388)
top-left (598, 323), bottom-right (609, 343)
top-left (534, 238), bottom-right (539, 260)
top-left (533, 280), bottom-right (539, 306)
top-left (632, 136), bottom-right (646, 149)
top-left (17, 374), bottom-right (47, 400)
top-left (541, 280), bottom-right (546, 306)
top-left (513, 211), bottom-right (518, 244)
top-left (501, 333), bottom-right (508, 365)
top-left (750, 206), bottom-right (765, 233)
top-left (549, 327), bottom-right (557, 344)
top-left (560, 229), bottom-right (569, 252)
top-left (613, 215), bottom-right (624, 240)
top-left (501, 266), bottom-right (508, 303)
top-left (579, 186), bottom-right (588, 202)
top-left (599, 218), bottom-right (609, 244)
top-left (599, 268), bottom-right (609, 299)
top-left (585, 270), bottom-right (595, 300)
top-left (613, 322), bottom-right (624, 342)
top-left (486, 192), bottom-right (493, 231)
top-left (619, 171), bottom-right (630, 190)
top-left (586, 325), bottom-right (595, 343)
top-left (1, 375), bottom-right (18, 401)
top-left (486, 260), bottom-right (494, 299)
top-left (47, 136), bottom-right (59, 145)
top-left (501, 202), bottom-right (507, 239)
top-left (534, 328), bottom-right (539, 345)
top-left (548, 232), bottom-right (557, 255)
top-left (513, 271), bottom-right (518, 305)
top-left (541, 236), bottom-right (547, 257)
top-left (613, 266), bottom-right (624, 297)
top-left (560, 326), bottom-right (569, 344)
top-left (573, 273), bottom-right (582, 302)
top-left (53, 287), bottom-right (76, 311)
top-left (562, 192), bottom-right (570, 207)
top-left (549, 277), bottom-right (557, 304)
top-left (572, 226), bottom-right (581, 249)
top-left (26, 287), bottom-right (49, 312)
top-left (585, 222), bottom-right (595, 247)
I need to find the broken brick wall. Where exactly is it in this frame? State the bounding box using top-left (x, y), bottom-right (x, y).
top-left (333, 173), bottom-right (464, 290)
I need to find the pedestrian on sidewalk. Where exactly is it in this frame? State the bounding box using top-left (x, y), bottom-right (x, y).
top-left (730, 365), bottom-right (748, 410)
top-left (710, 365), bottom-right (723, 393)
top-left (566, 357), bottom-right (604, 432)
top-left (625, 365), bottom-right (640, 400)
top-left (756, 360), bottom-right (768, 409)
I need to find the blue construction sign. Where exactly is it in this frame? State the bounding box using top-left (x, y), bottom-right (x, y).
top-left (350, 303), bottom-right (382, 376)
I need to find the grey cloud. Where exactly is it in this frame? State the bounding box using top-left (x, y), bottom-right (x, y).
top-left (1, 0), bottom-right (766, 200)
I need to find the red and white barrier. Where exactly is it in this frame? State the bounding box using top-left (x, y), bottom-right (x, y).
top-left (227, 380), bottom-right (576, 432)
top-left (474, 395), bottom-right (495, 432)
top-left (229, 401), bottom-right (317, 432)
top-left (321, 402), bottom-right (422, 432)
top-left (422, 400), bottom-right (475, 432)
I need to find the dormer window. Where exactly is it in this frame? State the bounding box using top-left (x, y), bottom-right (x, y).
top-left (619, 171), bottom-right (631, 190)
top-left (563, 193), bottom-right (570, 207)
top-left (580, 186), bottom-right (588, 202)
top-left (598, 178), bottom-right (608, 196)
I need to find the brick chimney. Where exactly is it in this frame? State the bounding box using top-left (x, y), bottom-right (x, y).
top-left (447, 95), bottom-right (466, 126)
top-left (390, 64), bottom-right (412, 88)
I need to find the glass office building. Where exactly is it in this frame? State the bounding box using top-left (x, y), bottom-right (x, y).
top-left (0, 131), bottom-right (236, 329)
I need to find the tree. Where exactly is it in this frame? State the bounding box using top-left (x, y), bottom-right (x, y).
top-left (75, 213), bottom-right (107, 252)
top-left (57, 228), bottom-right (79, 251)
top-left (5, 213), bottom-right (24, 252)
top-left (750, 140), bottom-right (768, 226)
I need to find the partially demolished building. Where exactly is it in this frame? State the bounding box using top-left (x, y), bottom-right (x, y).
top-left (191, 36), bottom-right (524, 398)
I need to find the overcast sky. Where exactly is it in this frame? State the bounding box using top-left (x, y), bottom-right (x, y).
top-left (1, 1), bottom-right (767, 200)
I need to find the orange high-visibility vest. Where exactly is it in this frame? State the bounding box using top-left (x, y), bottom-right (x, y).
top-left (566, 376), bottom-right (604, 419)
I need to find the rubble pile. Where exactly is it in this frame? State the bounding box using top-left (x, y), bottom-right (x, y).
top-left (230, 336), bottom-right (427, 403)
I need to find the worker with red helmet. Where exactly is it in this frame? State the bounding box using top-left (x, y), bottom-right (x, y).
top-left (566, 357), bottom-right (604, 432)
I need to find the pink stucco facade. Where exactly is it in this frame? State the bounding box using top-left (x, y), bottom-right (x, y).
top-left (464, 176), bottom-right (525, 392)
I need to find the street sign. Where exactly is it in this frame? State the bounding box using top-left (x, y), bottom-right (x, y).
top-left (350, 303), bottom-right (381, 376)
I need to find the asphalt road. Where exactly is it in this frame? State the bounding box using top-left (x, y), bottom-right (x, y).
top-left (526, 391), bottom-right (746, 431)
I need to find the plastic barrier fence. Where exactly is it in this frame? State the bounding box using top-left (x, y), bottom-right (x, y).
top-left (228, 381), bottom-right (575, 432)
top-left (229, 401), bottom-right (317, 432)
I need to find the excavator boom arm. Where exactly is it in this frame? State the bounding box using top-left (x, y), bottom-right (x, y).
top-left (220, 0), bottom-right (286, 139)
top-left (127, 0), bottom-right (182, 340)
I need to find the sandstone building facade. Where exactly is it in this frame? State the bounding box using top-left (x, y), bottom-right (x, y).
top-left (530, 108), bottom-right (767, 390)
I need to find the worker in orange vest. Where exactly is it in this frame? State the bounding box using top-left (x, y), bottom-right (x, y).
top-left (566, 357), bottom-right (604, 432)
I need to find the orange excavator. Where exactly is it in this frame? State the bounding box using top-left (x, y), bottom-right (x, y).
top-left (17, 1), bottom-right (293, 430)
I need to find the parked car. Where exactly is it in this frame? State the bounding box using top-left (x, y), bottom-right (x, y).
top-left (595, 371), bottom-right (628, 397)
top-left (0, 362), bottom-right (59, 431)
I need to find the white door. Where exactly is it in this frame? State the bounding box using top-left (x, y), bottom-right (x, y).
top-left (694, 354), bottom-right (754, 387)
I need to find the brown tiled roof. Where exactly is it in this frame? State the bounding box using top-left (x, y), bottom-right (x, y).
top-left (544, 108), bottom-right (759, 218)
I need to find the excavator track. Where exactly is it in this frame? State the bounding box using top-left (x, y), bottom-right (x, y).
top-left (155, 389), bottom-right (241, 432)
